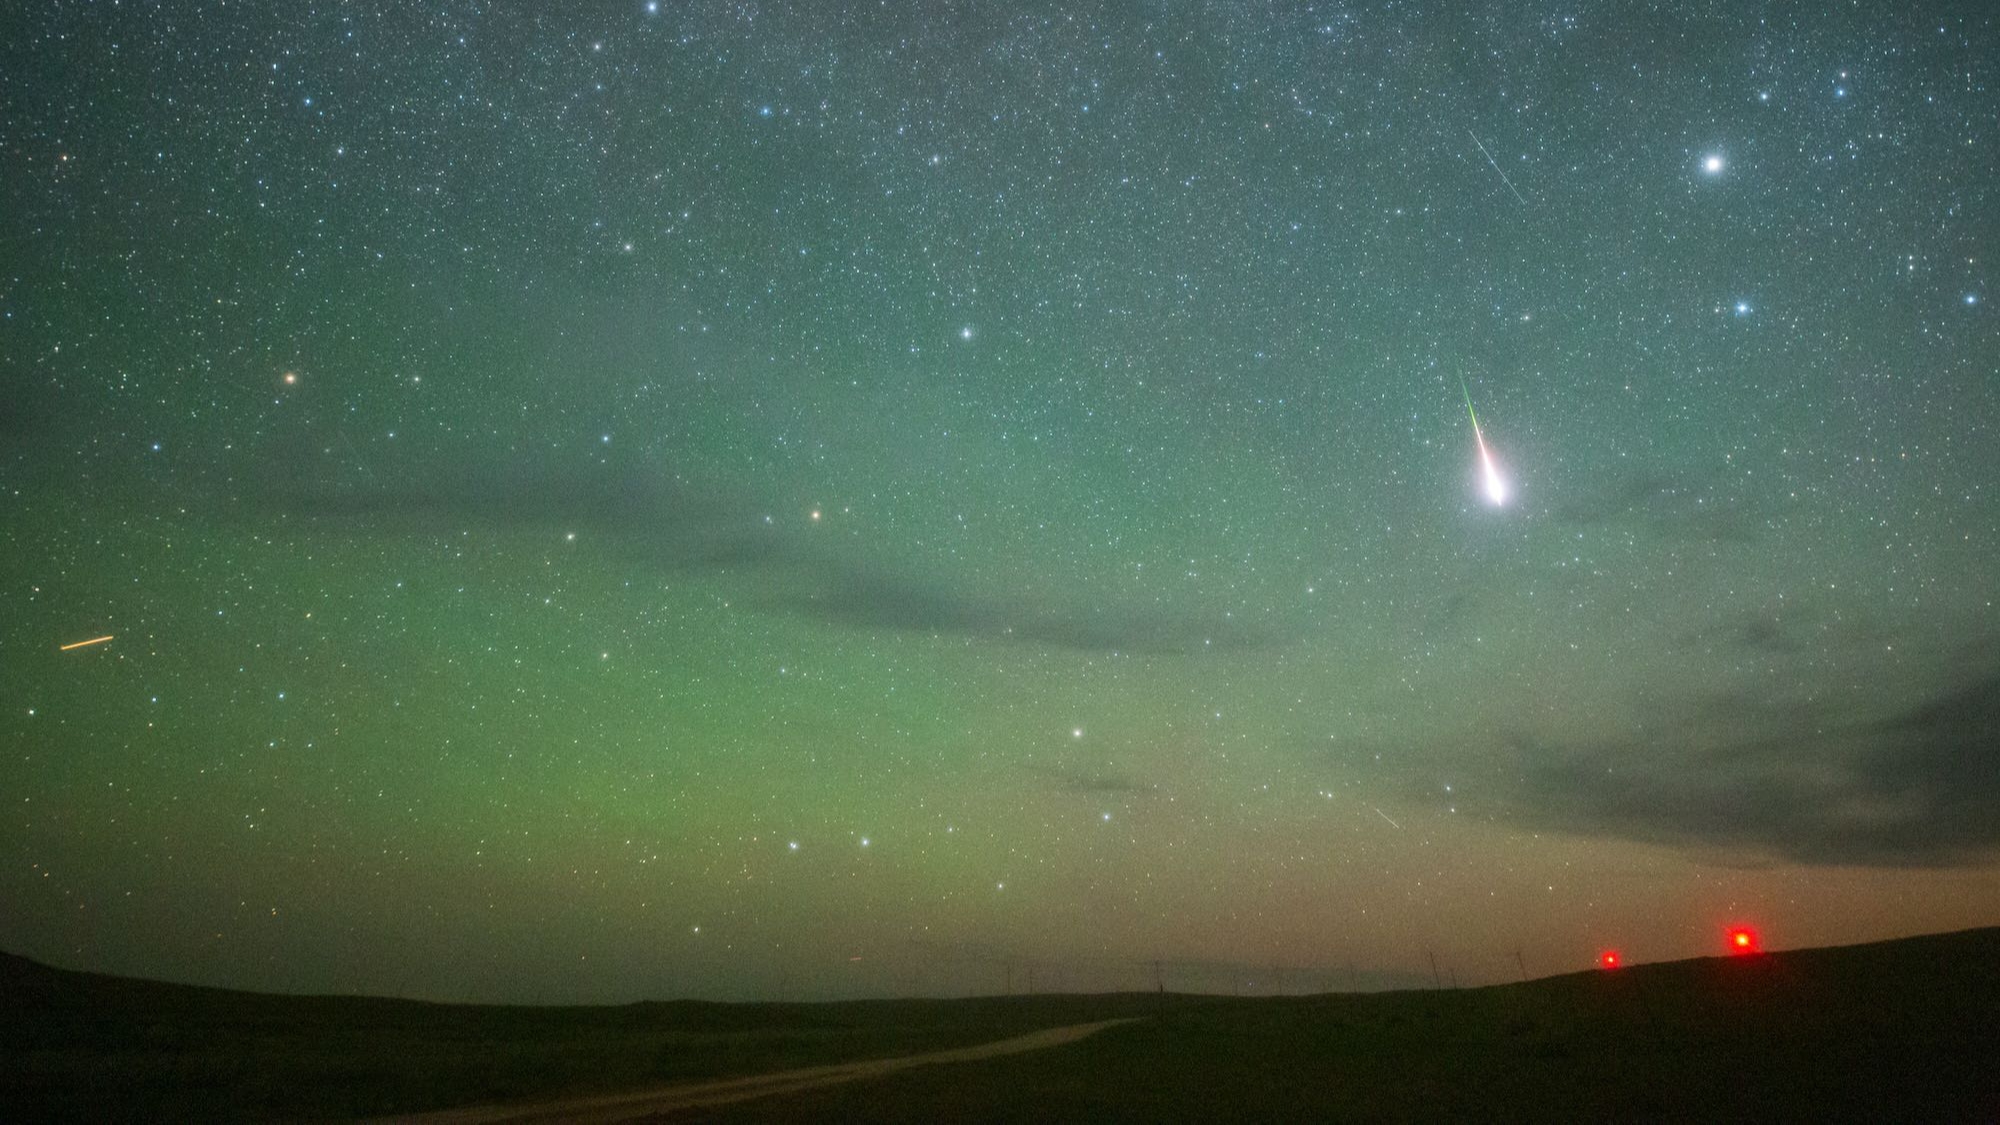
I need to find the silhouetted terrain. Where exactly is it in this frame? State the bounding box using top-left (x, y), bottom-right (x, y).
top-left (6, 928), bottom-right (1998, 1121)
top-left (0, 957), bottom-right (1173, 1121)
top-left (699, 927), bottom-right (2000, 1122)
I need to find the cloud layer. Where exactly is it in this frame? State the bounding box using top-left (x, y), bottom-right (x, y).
top-left (1496, 669), bottom-right (2000, 867)
top-left (779, 571), bottom-right (1284, 655)
top-left (1553, 467), bottom-right (1758, 544)
top-left (256, 461), bottom-right (1279, 655)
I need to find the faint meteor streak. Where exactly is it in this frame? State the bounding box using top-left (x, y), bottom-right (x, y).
top-left (60, 635), bottom-right (114, 651)
top-left (337, 427), bottom-right (378, 483)
top-left (1372, 806), bottom-right (1402, 829)
top-left (1460, 377), bottom-right (1509, 506)
top-left (1468, 130), bottom-right (1528, 205)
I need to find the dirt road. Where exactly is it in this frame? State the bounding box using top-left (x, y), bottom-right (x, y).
top-left (383, 1017), bottom-right (1139, 1123)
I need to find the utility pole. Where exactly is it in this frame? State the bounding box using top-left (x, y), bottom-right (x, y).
top-left (1514, 948), bottom-right (1528, 982)
top-left (1428, 950), bottom-right (1442, 990)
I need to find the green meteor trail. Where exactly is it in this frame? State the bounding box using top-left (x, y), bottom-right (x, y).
top-left (1460, 377), bottom-right (1508, 506)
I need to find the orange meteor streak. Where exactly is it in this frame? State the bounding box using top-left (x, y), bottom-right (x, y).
top-left (59, 634), bottom-right (114, 651)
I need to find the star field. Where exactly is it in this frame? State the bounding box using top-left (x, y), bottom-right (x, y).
top-left (3, 4), bottom-right (1996, 1001)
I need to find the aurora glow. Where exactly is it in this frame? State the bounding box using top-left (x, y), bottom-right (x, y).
top-left (3, 4), bottom-right (1997, 1004)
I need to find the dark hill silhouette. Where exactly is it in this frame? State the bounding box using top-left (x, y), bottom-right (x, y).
top-left (4, 928), bottom-right (1997, 1120)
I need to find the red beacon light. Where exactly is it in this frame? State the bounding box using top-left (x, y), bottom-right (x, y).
top-left (1599, 950), bottom-right (1622, 970)
top-left (1727, 927), bottom-right (1760, 955)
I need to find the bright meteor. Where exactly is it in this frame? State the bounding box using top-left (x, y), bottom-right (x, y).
top-left (1460, 378), bottom-right (1509, 506)
top-left (60, 634), bottom-right (115, 651)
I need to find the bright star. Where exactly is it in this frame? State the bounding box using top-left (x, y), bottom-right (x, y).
top-left (960, 325), bottom-right (975, 340)
top-left (1702, 154), bottom-right (1724, 174)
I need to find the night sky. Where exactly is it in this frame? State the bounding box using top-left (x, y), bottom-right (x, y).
top-left (5, 3), bottom-right (1997, 1004)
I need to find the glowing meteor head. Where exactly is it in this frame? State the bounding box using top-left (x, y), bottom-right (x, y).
top-left (1478, 446), bottom-right (1508, 506)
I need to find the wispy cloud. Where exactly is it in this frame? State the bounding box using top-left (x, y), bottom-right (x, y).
top-left (1028, 763), bottom-right (1156, 795)
top-left (250, 462), bottom-right (791, 569)
top-left (1553, 467), bottom-right (1758, 544)
top-left (1492, 668), bottom-right (2000, 867)
top-left (778, 570), bottom-right (1287, 655)
top-left (255, 462), bottom-right (1282, 655)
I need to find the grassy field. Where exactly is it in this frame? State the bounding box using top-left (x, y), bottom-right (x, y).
top-left (0, 957), bottom-right (1173, 1121)
top-left (701, 927), bottom-right (2000, 1122)
top-left (6, 928), bottom-right (1997, 1121)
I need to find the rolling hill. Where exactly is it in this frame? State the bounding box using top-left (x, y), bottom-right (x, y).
top-left (6, 928), bottom-right (1997, 1120)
